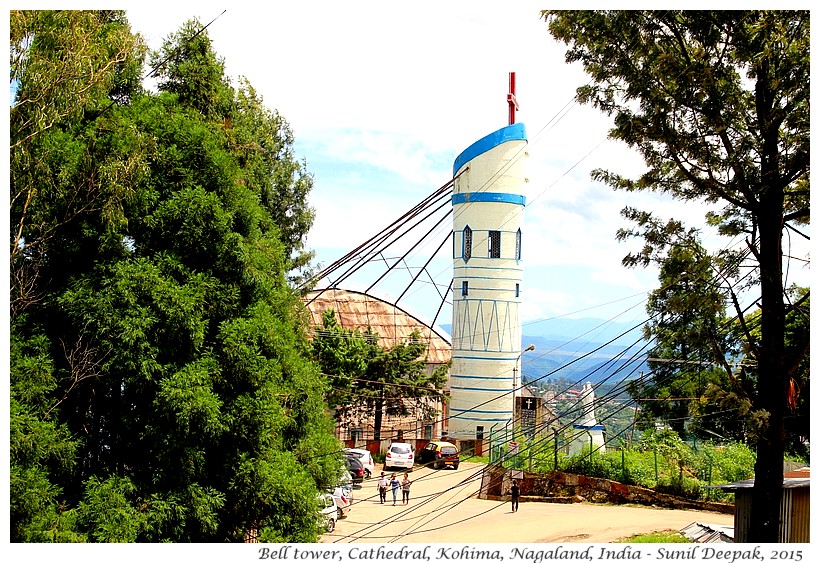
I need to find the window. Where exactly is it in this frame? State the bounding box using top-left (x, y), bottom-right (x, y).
top-left (463, 226), bottom-right (472, 261)
top-left (461, 281), bottom-right (469, 296)
top-left (476, 426), bottom-right (484, 440)
top-left (489, 230), bottom-right (501, 258)
top-left (515, 228), bottom-right (522, 260)
top-left (515, 283), bottom-right (520, 298)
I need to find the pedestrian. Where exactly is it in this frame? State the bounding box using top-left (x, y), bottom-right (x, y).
top-left (401, 474), bottom-right (412, 505)
top-left (390, 473), bottom-right (400, 505)
top-left (377, 472), bottom-right (388, 504)
top-left (510, 479), bottom-right (520, 513)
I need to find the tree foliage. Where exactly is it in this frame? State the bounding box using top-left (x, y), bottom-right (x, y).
top-left (544, 10), bottom-right (809, 540)
top-left (150, 20), bottom-right (316, 284)
top-left (10, 11), bottom-right (337, 542)
top-left (627, 239), bottom-right (753, 442)
top-left (313, 309), bottom-right (449, 440)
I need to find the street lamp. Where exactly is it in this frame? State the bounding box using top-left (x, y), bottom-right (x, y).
top-left (513, 344), bottom-right (536, 396)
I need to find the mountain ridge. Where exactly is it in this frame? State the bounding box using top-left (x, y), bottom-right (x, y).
top-left (438, 317), bottom-right (649, 385)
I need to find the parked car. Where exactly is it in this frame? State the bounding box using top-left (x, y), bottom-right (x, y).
top-left (416, 441), bottom-right (460, 470)
top-left (345, 455), bottom-right (365, 484)
top-left (384, 442), bottom-right (414, 471)
top-left (317, 492), bottom-right (338, 532)
top-left (327, 485), bottom-right (351, 519)
top-left (338, 468), bottom-right (354, 491)
top-left (344, 448), bottom-right (376, 479)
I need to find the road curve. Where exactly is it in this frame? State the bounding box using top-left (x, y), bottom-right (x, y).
top-left (322, 462), bottom-right (733, 543)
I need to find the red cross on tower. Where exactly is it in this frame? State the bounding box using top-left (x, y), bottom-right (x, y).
top-left (507, 72), bottom-right (519, 125)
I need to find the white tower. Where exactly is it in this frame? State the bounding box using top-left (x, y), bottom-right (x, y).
top-left (447, 118), bottom-right (528, 440)
top-left (570, 382), bottom-right (606, 455)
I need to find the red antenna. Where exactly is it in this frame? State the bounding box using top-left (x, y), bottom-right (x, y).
top-left (507, 72), bottom-right (519, 125)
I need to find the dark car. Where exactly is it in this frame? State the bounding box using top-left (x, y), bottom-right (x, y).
top-left (345, 455), bottom-right (365, 484)
top-left (416, 441), bottom-right (460, 470)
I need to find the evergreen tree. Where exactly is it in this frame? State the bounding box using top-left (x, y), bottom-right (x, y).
top-left (627, 240), bottom-right (750, 441)
top-left (10, 11), bottom-right (337, 542)
top-left (150, 20), bottom-right (316, 284)
top-left (544, 10), bottom-right (809, 540)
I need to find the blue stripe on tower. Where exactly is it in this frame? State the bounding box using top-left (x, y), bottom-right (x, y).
top-left (452, 192), bottom-right (526, 206)
top-left (452, 123), bottom-right (527, 174)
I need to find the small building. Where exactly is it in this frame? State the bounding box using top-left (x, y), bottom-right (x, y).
top-left (715, 468), bottom-right (810, 543)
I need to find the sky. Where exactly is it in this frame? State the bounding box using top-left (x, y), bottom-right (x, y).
top-left (17, 2), bottom-right (813, 338)
top-left (125, 2), bottom-right (665, 332)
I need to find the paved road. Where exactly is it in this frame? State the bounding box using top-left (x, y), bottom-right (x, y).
top-left (323, 462), bottom-right (733, 543)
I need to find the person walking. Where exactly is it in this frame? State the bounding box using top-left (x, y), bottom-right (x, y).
top-left (377, 472), bottom-right (388, 504)
top-left (510, 479), bottom-right (520, 513)
top-left (401, 474), bottom-right (412, 505)
top-left (390, 474), bottom-right (400, 506)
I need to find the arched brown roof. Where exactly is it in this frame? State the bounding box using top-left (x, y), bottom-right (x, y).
top-left (302, 288), bottom-right (451, 365)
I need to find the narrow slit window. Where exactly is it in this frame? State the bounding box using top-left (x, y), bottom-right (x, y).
top-left (489, 230), bottom-right (501, 258)
top-left (515, 283), bottom-right (520, 298)
top-left (515, 228), bottom-right (522, 260)
top-left (461, 280), bottom-right (469, 296)
top-left (463, 226), bottom-right (472, 262)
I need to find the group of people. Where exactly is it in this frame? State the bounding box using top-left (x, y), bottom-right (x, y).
top-left (377, 472), bottom-right (412, 505)
top-left (372, 470), bottom-right (520, 513)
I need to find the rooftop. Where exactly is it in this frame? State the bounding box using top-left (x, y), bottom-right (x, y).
top-left (302, 288), bottom-right (452, 365)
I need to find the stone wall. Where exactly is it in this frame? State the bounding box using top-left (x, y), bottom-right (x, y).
top-left (479, 467), bottom-right (733, 514)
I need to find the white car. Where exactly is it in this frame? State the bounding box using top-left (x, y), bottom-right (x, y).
top-left (384, 443), bottom-right (414, 471)
top-left (317, 492), bottom-right (338, 532)
top-left (344, 448), bottom-right (376, 479)
top-left (327, 485), bottom-right (352, 519)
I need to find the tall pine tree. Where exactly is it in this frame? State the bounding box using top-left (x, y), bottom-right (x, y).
top-left (10, 11), bottom-right (338, 542)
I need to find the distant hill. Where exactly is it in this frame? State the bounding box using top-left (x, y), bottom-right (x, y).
top-left (438, 318), bottom-right (650, 386)
top-left (520, 317), bottom-right (645, 344)
top-left (439, 316), bottom-right (645, 345)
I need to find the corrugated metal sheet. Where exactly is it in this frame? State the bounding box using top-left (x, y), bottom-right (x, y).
top-left (303, 288), bottom-right (452, 365)
top-left (716, 475), bottom-right (810, 543)
top-left (680, 522), bottom-right (734, 543)
top-left (782, 487), bottom-right (810, 542)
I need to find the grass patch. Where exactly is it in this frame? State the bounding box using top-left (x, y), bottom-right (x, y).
top-left (615, 530), bottom-right (691, 543)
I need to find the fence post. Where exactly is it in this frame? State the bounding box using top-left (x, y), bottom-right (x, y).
top-left (621, 448), bottom-right (626, 483)
top-left (706, 452), bottom-right (713, 500)
top-left (654, 448), bottom-right (659, 482)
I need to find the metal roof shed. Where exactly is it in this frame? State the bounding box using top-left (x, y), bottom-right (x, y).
top-left (715, 474), bottom-right (810, 543)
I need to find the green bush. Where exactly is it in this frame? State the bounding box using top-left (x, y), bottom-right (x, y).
top-left (493, 430), bottom-right (755, 503)
top-left (531, 436), bottom-right (755, 502)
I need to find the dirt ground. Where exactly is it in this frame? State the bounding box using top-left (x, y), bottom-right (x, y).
top-left (324, 462), bottom-right (734, 543)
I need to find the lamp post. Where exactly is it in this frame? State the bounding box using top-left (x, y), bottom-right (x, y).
top-left (512, 344), bottom-right (536, 397)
